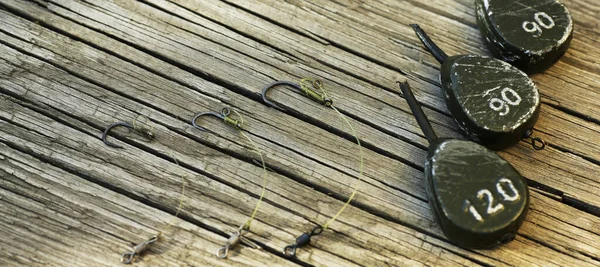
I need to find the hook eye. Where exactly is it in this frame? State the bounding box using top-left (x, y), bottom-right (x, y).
top-left (221, 107), bottom-right (231, 117)
top-left (121, 251), bottom-right (136, 264)
top-left (102, 121), bottom-right (134, 148)
top-left (283, 245), bottom-right (297, 258)
top-left (216, 246), bottom-right (229, 259)
top-left (312, 79), bottom-right (323, 89)
top-left (531, 137), bottom-right (546, 150)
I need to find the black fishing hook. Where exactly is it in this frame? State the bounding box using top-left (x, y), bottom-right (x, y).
top-left (191, 107), bottom-right (242, 131)
top-left (102, 121), bottom-right (155, 148)
top-left (261, 80), bottom-right (332, 111)
top-left (283, 225), bottom-right (324, 258)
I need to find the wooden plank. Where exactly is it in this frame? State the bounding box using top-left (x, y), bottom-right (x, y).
top-left (11, 0), bottom-right (598, 213)
top-left (0, 143), bottom-right (295, 267)
top-left (0, 2), bottom-right (442, 236)
top-left (210, 0), bottom-right (600, 162)
top-left (0, 86), bottom-right (490, 266)
top-left (0, 37), bottom-right (500, 266)
top-left (0, 5), bottom-right (599, 267)
top-left (218, 0), bottom-right (600, 121)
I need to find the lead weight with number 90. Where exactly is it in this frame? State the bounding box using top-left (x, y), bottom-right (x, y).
top-left (476, 0), bottom-right (573, 72)
top-left (411, 25), bottom-right (543, 150)
top-left (398, 81), bottom-right (529, 249)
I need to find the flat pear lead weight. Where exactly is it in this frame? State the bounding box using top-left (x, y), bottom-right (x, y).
top-left (411, 24), bottom-right (543, 150)
top-left (398, 81), bottom-right (529, 249)
top-left (476, 0), bottom-right (573, 72)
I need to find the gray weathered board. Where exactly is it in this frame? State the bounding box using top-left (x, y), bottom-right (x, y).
top-left (0, 0), bottom-right (599, 266)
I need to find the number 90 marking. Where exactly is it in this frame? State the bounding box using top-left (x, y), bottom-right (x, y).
top-left (522, 12), bottom-right (555, 37)
top-left (488, 87), bottom-right (522, 116)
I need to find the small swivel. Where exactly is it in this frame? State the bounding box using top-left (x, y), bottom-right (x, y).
top-left (261, 79), bottom-right (332, 111)
top-left (121, 235), bottom-right (159, 264)
top-left (102, 120), bottom-right (155, 148)
top-left (192, 107), bottom-right (242, 132)
top-left (283, 225), bottom-right (323, 258)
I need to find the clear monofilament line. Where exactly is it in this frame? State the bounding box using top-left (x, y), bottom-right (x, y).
top-left (158, 153), bottom-right (187, 236)
top-left (310, 79), bottom-right (364, 230)
top-left (322, 105), bottom-right (363, 230)
top-left (232, 110), bottom-right (268, 230)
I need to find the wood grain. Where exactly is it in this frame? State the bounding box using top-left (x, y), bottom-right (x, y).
top-left (0, 0), bottom-right (599, 266)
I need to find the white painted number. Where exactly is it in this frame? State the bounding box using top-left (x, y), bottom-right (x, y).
top-left (478, 189), bottom-right (505, 215)
top-left (497, 178), bottom-right (520, 201)
top-left (465, 200), bottom-right (483, 222)
top-left (464, 178), bottom-right (521, 222)
top-left (522, 12), bottom-right (555, 37)
top-left (488, 88), bottom-right (522, 116)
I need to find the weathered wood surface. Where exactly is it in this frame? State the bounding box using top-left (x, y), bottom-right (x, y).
top-left (0, 0), bottom-right (599, 266)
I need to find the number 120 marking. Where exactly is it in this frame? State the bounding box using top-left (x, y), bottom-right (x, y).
top-left (464, 178), bottom-right (520, 222)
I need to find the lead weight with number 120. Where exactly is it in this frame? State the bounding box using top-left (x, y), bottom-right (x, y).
top-left (398, 81), bottom-right (529, 249)
top-left (476, 0), bottom-right (573, 72)
top-left (411, 24), bottom-right (544, 150)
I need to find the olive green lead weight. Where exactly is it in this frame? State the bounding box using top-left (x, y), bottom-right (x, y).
top-left (398, 81), bottom-right (529, 249)
top-left (411, 24), bottom-right (542, 150)
top-left (476, 0), bottom-right (573, 72)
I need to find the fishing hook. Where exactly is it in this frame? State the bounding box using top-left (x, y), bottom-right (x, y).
top-left (102, 121), bottom-right (155, 148)
top-left (261, 80), bottom-right (332, 111)
top-left (192, 107), bottom-right (242, 132)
